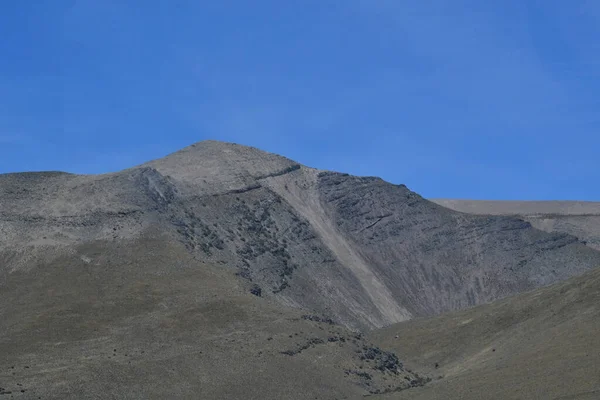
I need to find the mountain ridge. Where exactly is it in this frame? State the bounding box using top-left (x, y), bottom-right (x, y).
top-left (2, 140), bottom-right (600, 398)
top-left (2, 140), bottom-right (600, 331)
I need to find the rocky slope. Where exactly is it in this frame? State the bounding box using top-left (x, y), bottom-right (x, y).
top-left (432, 199), bottom-right (600, 251)
top-left (2, 141), bottom-right (600, 333)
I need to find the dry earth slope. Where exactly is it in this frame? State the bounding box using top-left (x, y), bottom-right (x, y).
top-left (0, 234), bottom-right (429, 399)
top-left (371, 264), bottom-right (600, 400)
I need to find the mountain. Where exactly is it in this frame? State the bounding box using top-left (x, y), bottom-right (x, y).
top-left (370, 263), bottom-right (600, 400)
top-left (1, 140), bottom-right (599, 398)
top-left (2, 141), bottom-right (600, 332)
top-left (432, 199), bottom-right (600, 251)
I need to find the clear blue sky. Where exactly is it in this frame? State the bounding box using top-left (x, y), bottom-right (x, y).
top-left (1, 1), bottom-right (598, 200)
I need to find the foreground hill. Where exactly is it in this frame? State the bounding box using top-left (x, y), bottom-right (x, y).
top-left (432, 199), bottom-right (600, 251)
top-left (371, 264), bottom-right (600, 400)
top-left (2, 141), bottom-right (600, 332)
top-left (0, 234), bottom-right (426, 399)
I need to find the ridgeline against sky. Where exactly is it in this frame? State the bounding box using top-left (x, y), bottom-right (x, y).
top-left (1, 1), bottom-right (598, 200)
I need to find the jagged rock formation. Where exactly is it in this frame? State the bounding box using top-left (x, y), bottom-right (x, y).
top-left (2, 141), bottom-right (600, 332)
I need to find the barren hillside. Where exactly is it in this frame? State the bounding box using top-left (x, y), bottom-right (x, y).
top-left (2, 141), bottom-right (599, 399)
top-left (2, 141), bottom-right (600, 332)
top-left (0, 234), bottom-right (429, 399)
top-left (371, 263), bottom-right (600, 400)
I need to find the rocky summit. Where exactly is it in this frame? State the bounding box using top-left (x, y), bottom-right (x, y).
top-left (1, 140), bottom-right (599, 399)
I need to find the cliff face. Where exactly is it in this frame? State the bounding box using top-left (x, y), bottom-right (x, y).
top-left (2, 141), bottom-right (600, 331)
top-left (315, 172), bottom-right (597, 318)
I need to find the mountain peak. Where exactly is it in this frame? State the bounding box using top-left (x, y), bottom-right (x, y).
top-left (181, 139), bottom-right (257, 152)
top-left (142, 140), bottom-right (303, 195)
